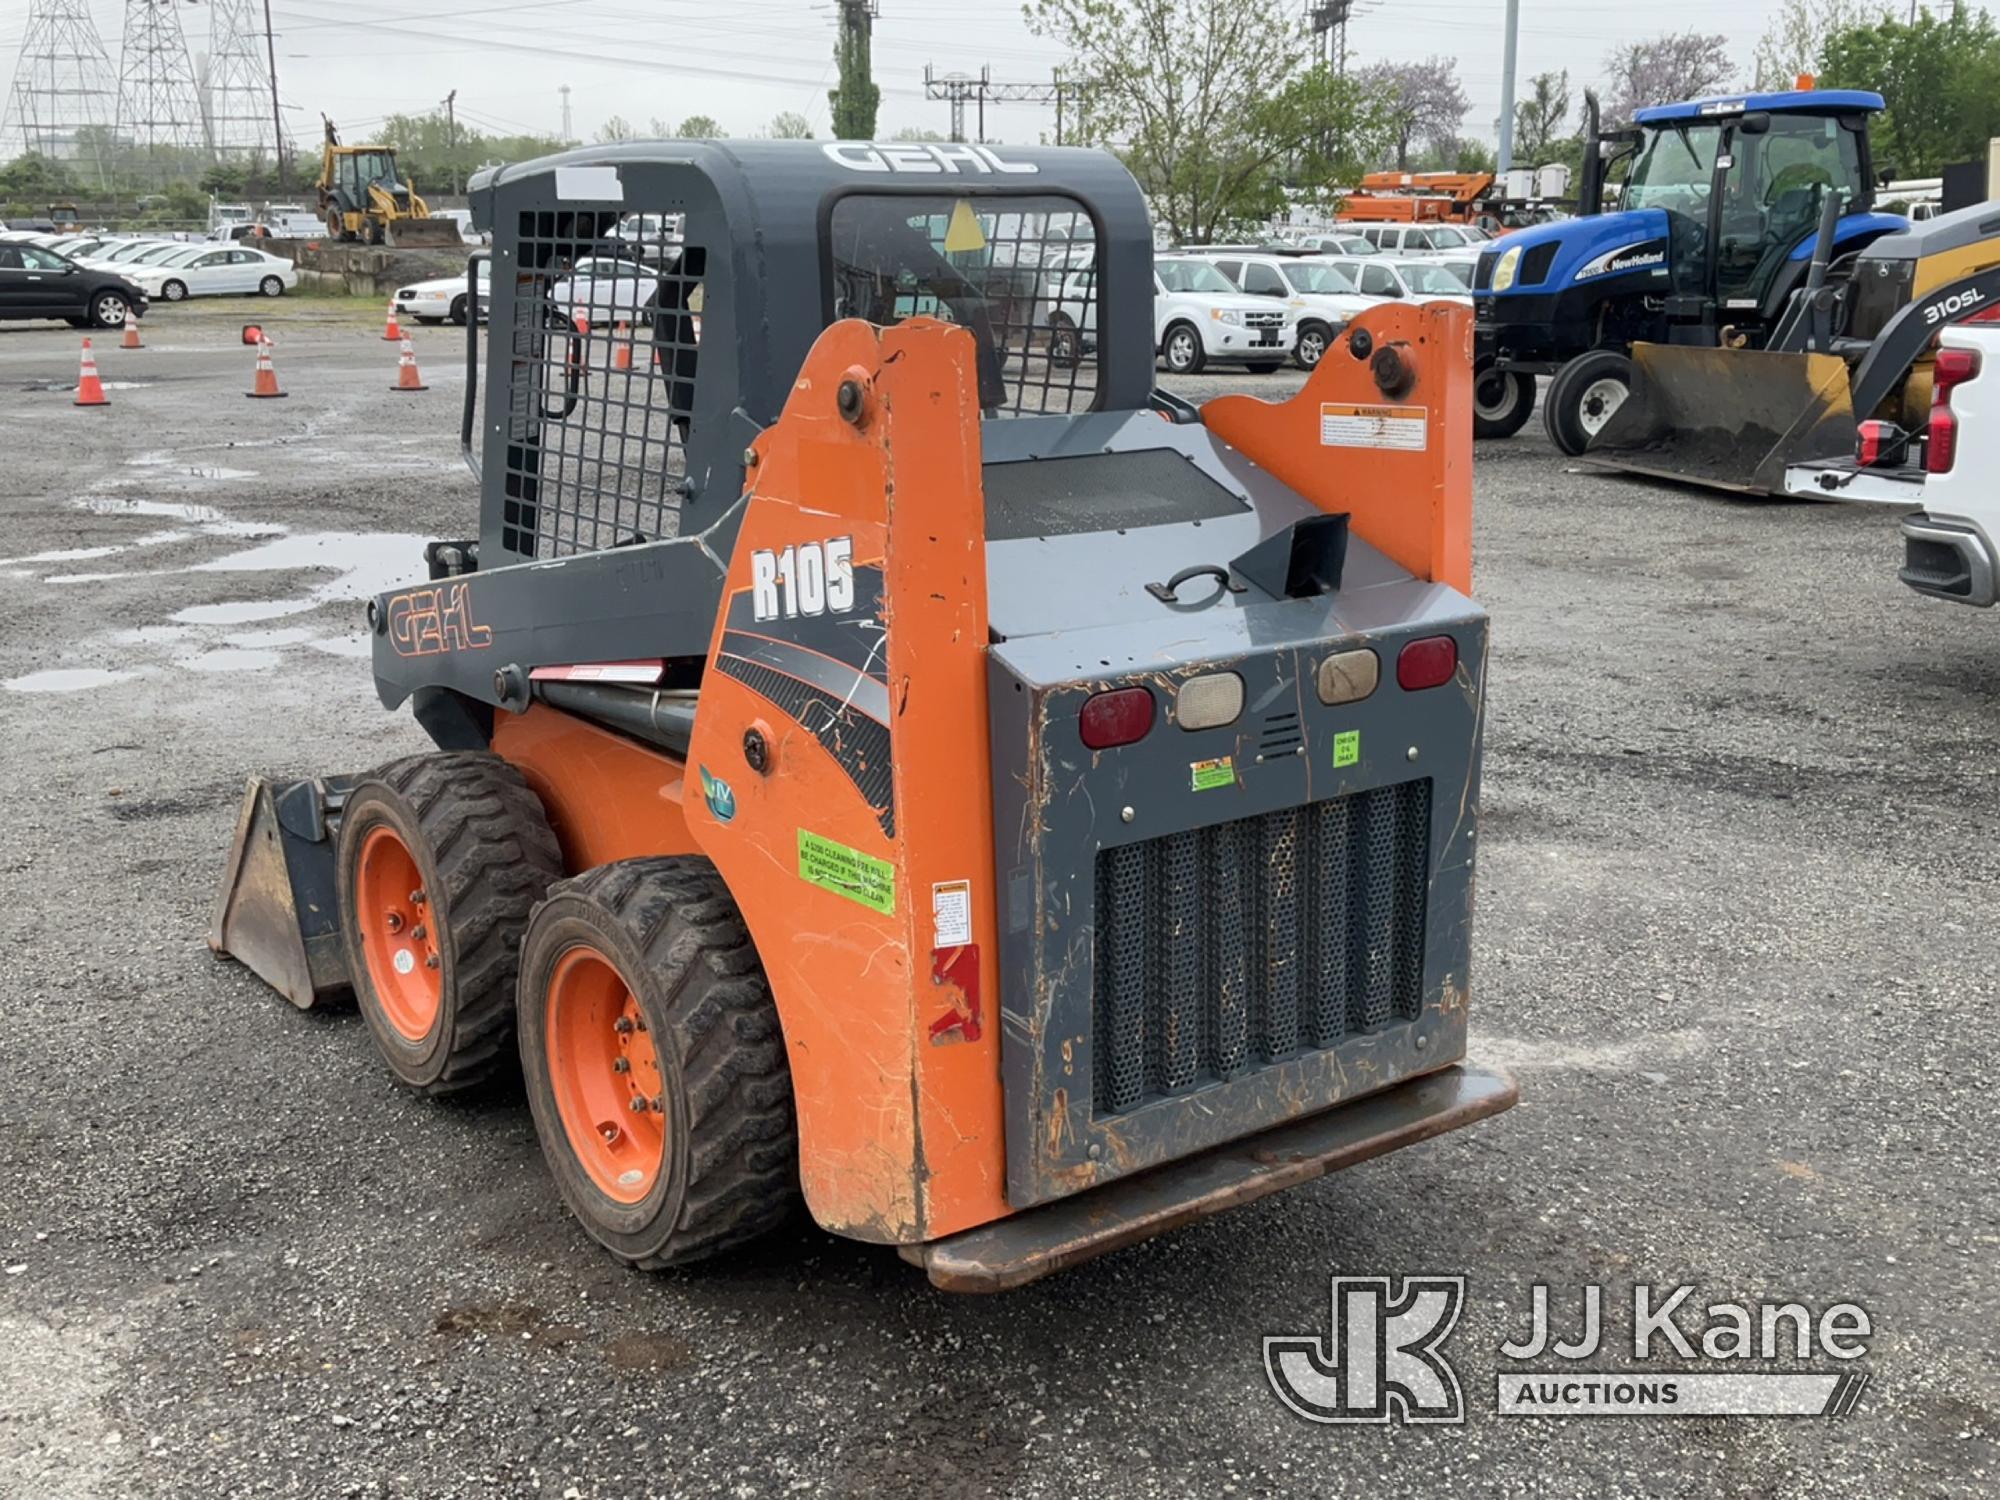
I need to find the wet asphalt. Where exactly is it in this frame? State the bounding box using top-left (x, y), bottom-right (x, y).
top-left (0, 300), bottom-right (1994, 1498)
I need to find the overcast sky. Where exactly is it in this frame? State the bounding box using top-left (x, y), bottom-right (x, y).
top-left (21, 0), bottom-right (1797, 152)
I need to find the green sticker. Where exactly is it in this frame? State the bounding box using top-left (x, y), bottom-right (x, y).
top-left (1333, 730), bottom-right (1361, 768)
top-left (1190, 756), bottom-right (1236, 792)
top-left (797, 828), bottom-right (896, 914)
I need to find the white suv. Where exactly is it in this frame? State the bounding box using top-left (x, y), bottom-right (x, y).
top-left (1320, 255), bottom-right (1473, 307)
top-left (1152, 256), bottom-right (1293, 374)
top-left (1198, 252), bottom-right (1366, 368)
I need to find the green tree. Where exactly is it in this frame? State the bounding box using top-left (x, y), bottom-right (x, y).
top-left (1512, 70), bottom-right (1570, 164)
top-left (1752, 0), bottom-right (1871, 90)
top-left (1026, 0), bottom-right (1397, 242)
top-left (829, 7), bottom-right (881, 139)
top-left (1821, 10), bottom-right (2000, 177)
top-left (675, 114), bottom-right (723, 138)
top-left (1415, 136), bottom-right (1496, 175)
top-left (1601, 32), bottom-right (1734, 127)
top-left (597, 115), bottom-right (636, 143)
top-left (766, 111), bottom-right (815, 140)
top-left (1356, 57), bottom-right (1469, 171)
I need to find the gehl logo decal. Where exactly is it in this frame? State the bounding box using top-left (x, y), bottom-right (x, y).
top-left (1265, 1276), bottom-right (1467, 1424)
top-left (387, 582), bottom-right (492, 658)
top-left (751, 537), bottom-right (856, 623)
top-left (822, 141), bottom-right (1038, 175)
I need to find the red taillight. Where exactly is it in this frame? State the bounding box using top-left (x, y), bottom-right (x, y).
top-left (1927, 345), bottom-right (1980, 475)
top-left (1396, 634), bottom-right (1458, 691)
top-left (1927, 406), bottom-right (1957, 473)
top-left (1079, 686), bottom-right (1155, 749)
top-left (1857, 421), bottom-right (1883, 466)
top-left (1969, 302), bottom-right (2000, 324)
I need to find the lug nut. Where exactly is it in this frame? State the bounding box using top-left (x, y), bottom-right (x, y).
top-left (410, 924), bottom-right (427, 942)
top-left (410, 889), bottom-right (427, 906)
top-left (629, 1096), bottom-right (648, 1113)
top-left (614, 1017), bottom-right (635, 1035)
top-left (650, 1096), bottom-right (664, 1113)
top-left (613, 1057), bottom-right (630, 1073)
top-left (425, 954), bottom-right (440, 969)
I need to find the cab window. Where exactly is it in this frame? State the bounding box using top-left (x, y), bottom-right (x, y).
top-left (1241, 263), bottom-right (1287, 297)
top-left (1404, 228), bottom-right (1433, 250)
top-left (1360, 264), bottom-right (1400, 296)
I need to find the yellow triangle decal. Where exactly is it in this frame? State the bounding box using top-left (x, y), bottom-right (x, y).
top-left (943, 199), bottom-right (987, 254)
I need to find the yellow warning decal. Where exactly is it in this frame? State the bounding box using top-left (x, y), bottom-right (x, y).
top-left (1320, 402), bottom-right (1428, 452)
top-left (944, 200), bottom-right (987, 254)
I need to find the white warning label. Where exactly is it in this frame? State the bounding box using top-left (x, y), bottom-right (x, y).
top-left (932, 879), bottom-right (972, 948)
top-left (1320, 401), bottom-right (1429, 451)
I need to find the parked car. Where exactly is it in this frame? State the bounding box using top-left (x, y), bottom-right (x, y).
top-left (1151, 255), bottom-right (1294, 373)
top-left (0, 241), bottom-right (147, 328)
top-left (125, 245), bottom-right (298, 303)
top-left (553, 254), bottom-right (662, 325)
top-left (77, 239), bottom-right (186, 272)
top-left (396, 263), bottom-right (491, 325)
top-left (1197, 251), bottom-right (1365, 368)
top-left (1342, 222), bottom-right (1483, 263)
top-left (1319, 255), bottom-right (1474, 307)
top-left (1289, 232), bottom-right (1380, 256)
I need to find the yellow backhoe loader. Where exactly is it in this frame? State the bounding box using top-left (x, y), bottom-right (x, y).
top-left (315, 117), bottom-right (461, 249)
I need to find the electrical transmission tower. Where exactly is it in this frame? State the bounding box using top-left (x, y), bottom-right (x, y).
top-left (3, 0), bottom-right (120, 180)
top-left (117, 0), bottom-right (203, 179)
top-left (1308, 1), bottom-right (1354, 75)
top-left (923, 65), bottom-right (1090, 146)
top-left (205, 0), bottom-right (285, 172)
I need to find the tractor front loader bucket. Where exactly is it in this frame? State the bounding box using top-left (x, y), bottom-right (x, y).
top-left (1587, 344), bottom-right (1858, 495)
top-left (384, 219), bottom-right (463, 250)
top-left (209, 775), bottom-right (356, 1009)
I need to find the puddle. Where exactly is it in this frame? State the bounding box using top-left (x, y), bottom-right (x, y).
top-left (222, 627), bottom-right (320, 649)
top-left (79, 498), bottom-right (229, 523)
top-left (172, 599), bottom-right (315, 625)
top-left (308, 634), bottom-right (373, 659)
top-left (185, 530), bottom-right (432, 606)
top-left (4, 668), bottom-right (138, 693)
top-left (174, 648), bottom-right (282, 673)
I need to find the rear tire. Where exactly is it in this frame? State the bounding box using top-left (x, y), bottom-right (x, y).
top-left (259, 275), bottom-right (284, 298)
top-left (517, 858), bottom-right (799, 1268)
top-left (336, 753), bottom-right (563, 1094)
top-left (449, 294), bottom-right (468, 326)
top-left (1472, 362), bottom-right (1536, 439)
top-left (1543, 349), bottom-right (1633, 456)
top-left (160, 279), bottom-right (188, 303)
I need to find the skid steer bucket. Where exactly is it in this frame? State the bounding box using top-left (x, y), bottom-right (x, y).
top-left (1586, 344), bottom-right (1858, 495)
top-left (208, 775), bottom-right (355, 1010)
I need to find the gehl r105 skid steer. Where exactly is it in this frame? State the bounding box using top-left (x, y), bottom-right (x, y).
top-left (212, 140), bottom-right (1514, 1290)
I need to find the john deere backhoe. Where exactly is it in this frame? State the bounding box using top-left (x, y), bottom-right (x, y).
top-left (315, 116), bottom-right (460, 248)
top-left (213, 139), bottom-right (1512, 1290)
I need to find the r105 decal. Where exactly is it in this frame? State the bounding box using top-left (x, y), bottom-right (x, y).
top-left (751, 536), bottom-right (856, 622)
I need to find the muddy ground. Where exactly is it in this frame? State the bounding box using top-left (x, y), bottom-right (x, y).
top-left (0, 298), bottom-right (1994, 1497)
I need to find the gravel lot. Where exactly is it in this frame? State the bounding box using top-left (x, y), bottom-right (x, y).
top-left (0, 300), bottom-right (1994, 1498)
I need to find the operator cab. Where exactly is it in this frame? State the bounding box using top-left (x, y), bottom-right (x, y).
top-left (1626, 90), bottom-right (1878, 324)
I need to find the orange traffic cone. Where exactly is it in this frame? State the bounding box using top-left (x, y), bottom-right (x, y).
top-left (391, 335), bottom-right (428, 393)
top-left (73, 338), bottom-right (109, 407)
top-left (612, 320), bottom-right (633, 371)
top-left (246, 335), bottom-right (287, 399)
top-left (120, 309), bottom-right (143, 350)
top-left (381, 300), bottom-right (403, 342)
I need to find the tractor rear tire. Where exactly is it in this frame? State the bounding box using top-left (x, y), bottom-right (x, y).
top-left (336, 753), bottom-right (563, 1095)
top-left (1543, 350), bottom-right (1633, 456)
top-left (516, 857), bottom-right (799, 1269)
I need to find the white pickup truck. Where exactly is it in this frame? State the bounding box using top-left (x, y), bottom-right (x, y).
top-left (1900, 324), bottom-right (1999, 607)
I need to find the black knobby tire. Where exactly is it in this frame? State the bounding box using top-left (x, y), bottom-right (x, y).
top-left (1047, 312), bottom-right (1080, 369)
top-left (335, 752), bottom-right (563, 1094)
top-left (1543, 349), bottom-right (1634, 456)
top-left (517, 857), bottom-right (799, 1269)
top-left (1473, 363), bottom-right (1536, 439)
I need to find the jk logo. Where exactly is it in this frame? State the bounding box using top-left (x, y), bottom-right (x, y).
top-left (1264, 1276), bottom-right (1467, 1425)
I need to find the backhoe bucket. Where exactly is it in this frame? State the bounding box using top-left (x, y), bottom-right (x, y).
top-left (1586, 345), bottom-right (1857, 495)
top-left (208, 775), bottom-right (355, 1009)
top-left (385, 219), bottom-right (464, 249)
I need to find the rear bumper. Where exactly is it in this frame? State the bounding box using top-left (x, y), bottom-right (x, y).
top-left (1900, 513), bottom-right (1999, 606)
top-left (909, 1062), bottom-right (1516, 1292)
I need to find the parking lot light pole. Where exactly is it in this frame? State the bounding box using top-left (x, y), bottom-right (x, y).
top-left (1496, 0), bottom-right (1520, 176)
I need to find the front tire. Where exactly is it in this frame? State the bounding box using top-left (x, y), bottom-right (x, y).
top-left (160, 279), bottom-right (188, 303)
top-left (449, 294), bottom-right (468, 326)
top-left (336, 753), bottom-right (563, 1094)
top-left (1161, 321), bottom-right (1205, 374)
top-left (259, 275), bottom-right (284, 298)
top-left (1473, 362), bottom-right (1536, 439)
top-left (89, 291), bottom-right (129, 329)
top-left (1543, 350), bottom-right (1633, 455)
top-left (1294, 319), bottom-right (1333, 370)
top-left (517, 858), bottom-right (799, 1268)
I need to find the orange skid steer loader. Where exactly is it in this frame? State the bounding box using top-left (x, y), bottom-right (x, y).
top-left (211, 141), bottom-right (1514, 1290)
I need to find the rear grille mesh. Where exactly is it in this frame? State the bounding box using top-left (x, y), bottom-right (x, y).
top-left (1092, 781), bottom-right (1432, 1117)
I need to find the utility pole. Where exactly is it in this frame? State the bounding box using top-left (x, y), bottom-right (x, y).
top-left (1495, 0), bottom-right (1520, 176)
top-left (443, 88), bottom-right (459, 194)
top-left (262, 0), bottom-right (284, 185)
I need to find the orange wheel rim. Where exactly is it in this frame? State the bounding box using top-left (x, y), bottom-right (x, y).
top-left (355, 826), bottom-right (442, 1041)
top-left (546, 946), bottom-right (665, 1204)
